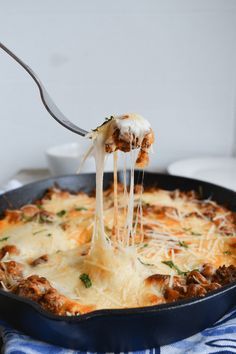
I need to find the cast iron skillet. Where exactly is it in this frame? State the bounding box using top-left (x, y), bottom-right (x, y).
top-left (0, 172), bottom-right (235, 351)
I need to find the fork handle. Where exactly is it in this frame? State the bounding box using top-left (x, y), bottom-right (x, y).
top-left (0, 42), bottom-right (89, 137)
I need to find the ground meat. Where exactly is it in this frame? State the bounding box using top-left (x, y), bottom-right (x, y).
top-left (3, 261), bottom-right (23, 278)
top-left (105, 127), bottom-right (154, 168)
top-left (212, 265), bottom-right (236, 286)
top-left (186, 284), bottom-right (207, 298)
top-left (30, 255), bottom-right (48, 267)
top-left (173, 284), bottom-right (187, 296)
top-left (39, 288), bottom-right (88, 316)
top-left (0, 245), bottom-right (19, 260)
top-left (40, 288), bottom-right (66, 314)
top-left (145, 274), bottom-right (170, 287)
top-left (186, 270), bottom-right (209, 285)
top-left (201, 263), bottom-right (216, 279)
top-left (59, 222), bottom-right (69, 231)
top-left (164, 287), bottom-right (180, 302)
top-left (136, 150), bottom-right (149, 168)
top-left (204, 283), bottom-right (221, 291)
top-left (105, 128), bottom-right (135, 153)
top-left (5, 210), bottom-right (22, 223)
top-left (0, 261), bottom-right (23, 284)
top-left (12, 275), bottom-right (89, 316)
top-left (142, 130), bottom-right (155, 149)
top-left (21, 205), bottom-right (39, 218)
top-left (13, 275), bottom-right (51, 302)
top-left (146, 265), bottom-right (236, 305)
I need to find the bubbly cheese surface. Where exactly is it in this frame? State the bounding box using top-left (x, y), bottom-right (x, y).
top-left (0, 186), bottom-right (235, 311)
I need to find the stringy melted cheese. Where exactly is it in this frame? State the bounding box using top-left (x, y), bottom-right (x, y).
top-left (0, 114), bottom-right (235, 312)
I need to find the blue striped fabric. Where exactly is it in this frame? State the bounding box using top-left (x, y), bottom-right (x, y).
top-left (1, 308), bottom-right (236, 354)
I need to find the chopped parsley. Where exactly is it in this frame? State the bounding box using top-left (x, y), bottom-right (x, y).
top-left (142, 243), bottom-right (148, 248)
top-left (223, 251), bottom-right (232, 255)
top-left (92, 116), bottom-right (114, 132)
top-left (57, 210), bottom-right (66, 217)
top-left (47, 233), bottom-right (52, 237)
top-left (33, 229), bottom-right (47, 235)
top-left (178, 241), bottom-right (188, 248)
top-left (0, 237), bottom-right (9, 242)
top-left (75, 207), bottom-right (88, 211)
top-left (190, 231), bottom-right (201, 236)
top-left (162, 260), bottom-right (187, 275)
top-left (39, 214), bottom-right (53, 224)
top-left (182, 228), bottom-right (201, 235)
top-left (183, 227), bottom-right (192, 232)
top-left (138, 258), bottom-right (154, 266)
top-left (36, 204), bottom-right (44, 210)
top-left (80, 273), bottom-right (92, 288)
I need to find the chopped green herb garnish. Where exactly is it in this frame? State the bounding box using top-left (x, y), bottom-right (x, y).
top-left (223, 251), bottom-right (232, 255)
top-left (178, 241), bottom-right (188, 248)
top-left (183, 227), bottom-right (192, 232)
top-left (47, 233), bottom-right (52, 237)
top-left (0, 237), bottom-right (9, 242)
top-left (57, 210), bottom-right (66, 217)
top-left (75, 207), bottom-right (88, 211)
top-left (92, 116), bottom-right (114, 132)
top-left (80, 273), bottom-right (92, 288)
top-left (39, 214), bottom-right (53, 224)
top-left (183, 227), bottom-right (201, 236)
top-left (190, 231), bottom-right (201, 236)
top-left (162, 260), bottom-right (187, 275)
top-left (36, 204), bottom-right (43, 210)
top-left (33, 229), bottom-right (47, 235)
top-left (142, 243), bottom-right (148, 248)
top-left (138, 258), bottom-right (154, 266)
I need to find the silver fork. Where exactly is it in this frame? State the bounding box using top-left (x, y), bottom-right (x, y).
top-left (0, 42), bottom-right (89, 137)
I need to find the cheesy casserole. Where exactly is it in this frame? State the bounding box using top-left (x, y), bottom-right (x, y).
top-left (0, 184), bottom-right (235, 316)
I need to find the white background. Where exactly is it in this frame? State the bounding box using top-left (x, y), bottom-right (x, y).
top-left (0, 0), bottom-right (236, 184)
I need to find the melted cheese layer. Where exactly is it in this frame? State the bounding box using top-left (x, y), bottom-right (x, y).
top-left (0, 186), bottom-right (235, 311)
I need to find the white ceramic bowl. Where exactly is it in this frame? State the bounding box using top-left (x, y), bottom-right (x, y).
top-left (46, 142), bottom-right (114, 176)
